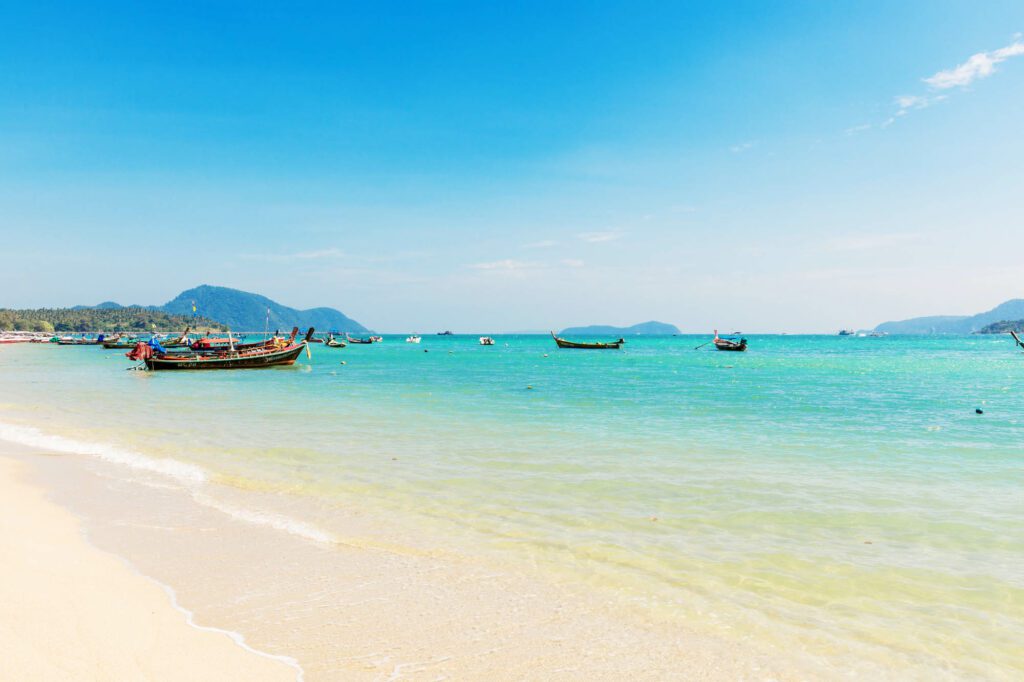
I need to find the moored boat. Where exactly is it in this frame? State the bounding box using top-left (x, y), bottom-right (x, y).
top-left (406, 335), bottom-right (421, 344)
top-left (324, 333), bottom-right (346, 348)
top-left (712, 330), bottom-right (747, 352)
top-left (129, 328), bottom-right (312, 370)
top-left (479, 336), bottom-right (495, 346)
top-left (346, 333), bottom-right (376, 344)
top-left (550, 331), bottom-right (624, 349)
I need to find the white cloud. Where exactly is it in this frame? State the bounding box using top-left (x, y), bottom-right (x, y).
top-left (468, 259), bottom-right (536, 271)
top-left (561, 259), bottom-right (585, 268)
top-left (522, 240), bottom-right (558, 249)
top-left (241, 248), bottom-right (345, 262)
top-left (924, 41), bottom-right (1024, 89)
top-left (577, 231), bottom-right (623, 243)
top-left (730, 141), bottom-right (755, 153)
top-left (823, 232), bottom-right (922, 253)
top-left (845, 123), bottom-right (872, 136)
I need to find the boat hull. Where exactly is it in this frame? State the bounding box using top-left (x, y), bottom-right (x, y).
top-left (551, 332), bottom-right (623, 349)
top-left (143, 344), bottom-right (305, 370)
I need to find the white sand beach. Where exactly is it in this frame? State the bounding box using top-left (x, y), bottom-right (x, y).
top-left (0, 455), bottom-right (297, 682)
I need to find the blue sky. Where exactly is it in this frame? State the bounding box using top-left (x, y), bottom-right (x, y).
top-left (2, 2), bottom-right (1023, 332)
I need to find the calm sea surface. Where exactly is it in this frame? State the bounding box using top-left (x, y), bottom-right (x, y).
top-left (2, 334), bottom-right (1022, 678)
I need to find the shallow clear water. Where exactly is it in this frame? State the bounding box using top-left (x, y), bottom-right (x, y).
top-left (2, 335), bottom-right (1022, 678)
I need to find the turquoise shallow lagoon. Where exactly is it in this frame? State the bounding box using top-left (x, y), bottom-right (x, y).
top-left (2, 335), bottom-right (1022, 678)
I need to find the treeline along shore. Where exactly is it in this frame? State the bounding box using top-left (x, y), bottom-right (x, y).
top-left (0, 307), bottom-right (225, 333)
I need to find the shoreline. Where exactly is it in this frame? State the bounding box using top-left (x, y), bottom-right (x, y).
top-left (0, 436), bottom-right (808, 681)
top-left (0, 453), bottom-right (299, 682)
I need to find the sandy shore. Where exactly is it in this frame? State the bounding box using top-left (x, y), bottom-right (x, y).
top-left (0, 435), bottom-right (809, 681)
top-left (0, 456), bottom-right (298, 682)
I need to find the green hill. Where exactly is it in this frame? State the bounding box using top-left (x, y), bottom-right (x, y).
top-left (976, 320), bottom-right (1024, 334)
top-left (559, 321), bottom-right (681, 336)
top-left (875, 299), bottom-right (1024, 334)
top-left (160, 285), bottom-right (368, 332)
top-left (0, 307), bottom-right (223, 333)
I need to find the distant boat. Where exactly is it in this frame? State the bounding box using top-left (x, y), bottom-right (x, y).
top-left (479, 336), bottom-right (495, 346)
top-left (437, 330), bottom-right (454, 336)
top-left (370, 336), bottom-right (384, 343)
top-left (713, 330), bottom-right (747, 352)
top-left (406, 335), bottom-right (421, 344)
top-left (550, 331), bottom-right (624, 350)
top-left (345, 334), bottom-right (376, 344)
top-left (838, 329), bottom-right (855, 336)
top-left (324, 334), bottom-right (346, 348)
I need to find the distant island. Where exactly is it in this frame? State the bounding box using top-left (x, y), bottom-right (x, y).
top-left (72, 285), bottom-right (368, 333)
top-left (559, 321), bottom-right (681, 336)
top-left (875, 299), bottom-right (1024, 334)
top-left (0, 307), bottom-right (223, 333)
top-left (976, 320), bottom-right (1024, 334)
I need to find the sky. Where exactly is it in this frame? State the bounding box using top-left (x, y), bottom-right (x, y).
top-left (1, 1), bottom-right (1023, 332)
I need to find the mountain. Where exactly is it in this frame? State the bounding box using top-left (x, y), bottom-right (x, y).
top-left (559, 321), bottom-right (681, 336)
top-left (160, 285), bottom-right (367, 332)
top-left (875, 299), bottom-right (1024, 334)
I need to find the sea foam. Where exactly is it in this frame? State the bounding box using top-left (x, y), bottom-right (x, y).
top-left (0, 421), bottom-right (208, 484)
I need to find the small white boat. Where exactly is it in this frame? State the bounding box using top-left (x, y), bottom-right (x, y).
top-left (406, 335), bottom-right (421, 344)
top-left (479, 336), bottom-right (495, 346)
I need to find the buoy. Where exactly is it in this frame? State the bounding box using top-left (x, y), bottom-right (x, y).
top-left (340, 361), bottom-right (346, 365)
top-left (424, 349), bottom-right (429, 353)
top-left (527, 385), bottom-right (533, 390)
top-left (543, 353), bottom-right (548, 358)
top-left (975, 408), bottom-right (983, 414)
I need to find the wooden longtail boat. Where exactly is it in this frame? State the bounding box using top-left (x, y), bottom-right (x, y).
top-left (712, 330), bottom-right (747, 352)
top-left (324, 334), bottom-right (346, 348)
top-left (346, 334), bottom-right (376, 345)
top-left (1010, 330), bottom-right (1024, 351)
top-left (130, 328), bottom-right (311, 370)
top-left (550, 332), bottom-right (624, 349)
top-left (102, 336), bottom-right (141, 350)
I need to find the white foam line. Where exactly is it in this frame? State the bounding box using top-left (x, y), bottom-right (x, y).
top-left (192, 492), bottom-right (335, 546)
top-left (0, 421), bottom-right (207, 484)
top-left (157, 580), bottom-right (306, 681)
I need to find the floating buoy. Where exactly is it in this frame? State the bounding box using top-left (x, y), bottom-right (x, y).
top-left (975, 408), bottom-right (983, 414)
top-left (424, 349), bottom-right (429, 353)
top-left (526, 385), bottom-right (533, 390)
top-left (340, 361), bottom-right (346, 365)
top-left (543, 353), bottom-right (549, 358)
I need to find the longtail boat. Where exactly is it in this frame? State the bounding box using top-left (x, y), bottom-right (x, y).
top-left (102, 335), bottom-right (141, 349)
top-left (58, 335), bottom-right (106, 346)
top-left (346, 333), bottom-right (376, 345)
top-left (128, 328), bottom-right (312, 370)
top-left (1010, 330), bottom-right (1024, 351)
top-left (712, 330), bottom-right (747, 352)
top-left (551, 331), bottom-right (624, 349)
top-left (324, 334), bottom-right (346, 348)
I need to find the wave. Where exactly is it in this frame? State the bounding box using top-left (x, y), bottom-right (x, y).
top-left (0, 420), bottom-right (336, 547)
top-left (0, 421), bottom-right (207, 484)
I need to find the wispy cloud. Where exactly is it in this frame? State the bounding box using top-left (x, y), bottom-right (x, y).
top-left (924, 40), bottom-right (1024, 89)
top-left (468, 259), bottom-right (536, 271)
top-left (241, 248), bottom-right (345, 262)
top-left (561, 258), bottom-right (585, 268)
top-left (857, 37), bottom-right (1024, 132)
top-left (577, 231), bottom-right (623, 243)
top-left (730, 141), bottom-right (756, 154)
top-left (823, 232), bottom-right (922, 253)
top-left (522, 239), bottom-right (558, 249)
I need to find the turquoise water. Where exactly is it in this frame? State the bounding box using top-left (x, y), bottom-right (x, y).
top-left (1, 335), bottom-right (1022, 678)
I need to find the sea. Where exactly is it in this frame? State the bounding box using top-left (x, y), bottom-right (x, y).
top-left (1, 334), bottom-right (1021, 680)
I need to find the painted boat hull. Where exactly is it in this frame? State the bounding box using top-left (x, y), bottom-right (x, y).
top-left (143, 344), bottom-right (305, 370)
